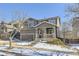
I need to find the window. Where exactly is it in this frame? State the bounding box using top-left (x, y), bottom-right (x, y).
top-left (46, 28), bottom-right (54, 34)
top-left (24, 21), bottom-right (28, 26)
top-left (49, 19), bottom-right (55, 24)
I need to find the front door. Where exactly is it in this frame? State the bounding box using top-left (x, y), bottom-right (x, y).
top-left (38, 29), bottom-right (43, 38)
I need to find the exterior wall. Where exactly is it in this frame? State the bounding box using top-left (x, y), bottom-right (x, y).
top-left (26, 18), bottom-right (38, 28)
top-left (46, 17), bottom-right (61, 38)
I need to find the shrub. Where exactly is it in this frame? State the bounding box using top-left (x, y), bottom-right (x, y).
top-left (47, 38), bottom-right (65, 47)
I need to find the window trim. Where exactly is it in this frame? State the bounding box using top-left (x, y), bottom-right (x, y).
top-left (46, 28), bottom-right (54, 34)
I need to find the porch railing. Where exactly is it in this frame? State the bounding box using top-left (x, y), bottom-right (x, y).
top-left (38, 34), bottom-right (54, 38)
top-left (46, 34), bottom-right (54, 38)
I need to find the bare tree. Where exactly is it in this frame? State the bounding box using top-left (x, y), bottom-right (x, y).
top-left (9, 10), bottom-right (27, 48)
top-left (65, 4), bottom-right (79, 17)
top-left (63, 20), bottom-right (72, 36)
top-left (62, 19), bottom-right (73, 44)
top-left (65, 3), bottom-right (79, 39)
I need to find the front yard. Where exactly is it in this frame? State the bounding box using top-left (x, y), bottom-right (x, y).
top-left (0, 39), bottom-right (78, 56)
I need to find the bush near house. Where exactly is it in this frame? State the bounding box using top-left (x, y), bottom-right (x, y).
top-left (47, 38), bottom-right (65, 47)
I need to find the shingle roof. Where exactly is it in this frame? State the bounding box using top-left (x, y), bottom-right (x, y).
top-left (34, 21), bottom-right (57, 28)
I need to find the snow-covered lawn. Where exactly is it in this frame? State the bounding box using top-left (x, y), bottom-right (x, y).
top-left (0, 45), bottom-right (77, 56)
top-left (0, 46), bottom-right (16, 56)
top-left (0, 52), bottom-right (13, 56)
top-left (33, 42), bottom-right (77, 52)
top-left (0, 42), bottom-right (78, 56)
top-left (6, 48), bottom-right (77, 56)
top-left (0, 52), bottom-right (16, 56)
top-left (0, 46), bottom-right (8, 50)
top-left (15, 41), bottom-right (77, 53)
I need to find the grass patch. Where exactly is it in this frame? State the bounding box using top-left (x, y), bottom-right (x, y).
top-left (46, 38), bottom-right (66, 47)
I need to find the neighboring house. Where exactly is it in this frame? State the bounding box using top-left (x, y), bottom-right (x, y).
top-left (0, 21), bottom-right (16, 33)
top-left (0, 21), bottom-right (7, 33)
top-left (72, 17), bottom-right (79, 39)
top-left (6, 24), bottom-right (16, 32)
top-left (20, 16), bottom-right (61, 42)
top-left (0, 21), bottom-right (16, 39)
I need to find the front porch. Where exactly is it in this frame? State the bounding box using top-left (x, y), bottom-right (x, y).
top-left (34, 21), bottom-right (57, 42)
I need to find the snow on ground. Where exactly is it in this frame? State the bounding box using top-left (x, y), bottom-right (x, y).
top-left (0, 46), bottom-right (16, 56)
top-left (0, 42), bottom-right (78, 56)
top-left (33, 42), bottom-right (77, 52)
top-left (0, 45), bottom-right (77, 56)
top-left (12, 38), bottom-right (33, 45)
top-left (8, 48), bottom-right (76, 56)
top-left (16, 41), bottom-right (32, 45)
top-left (0, 52), bottom-right (16, 56)
top-left (10, 48), bottom-right (42, 56)
top-left (70, 44), bottom-right (79, 49)
top-left (0, 52), bottom-right (11, 56)
top-left (0, 46), bottom-right (8, 50)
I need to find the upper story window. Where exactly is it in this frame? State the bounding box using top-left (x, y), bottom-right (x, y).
top-left (48, 19), bottom-right (55, 24)
top-left (24, 21), bottom-right (28, 26)
top-left (28, 22), bottom-right (34, 28)
top-left (23, 21), bottom-right (28, 28)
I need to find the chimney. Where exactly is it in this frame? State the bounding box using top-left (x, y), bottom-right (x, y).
top-left (56, 16), bottom-right (61, 27)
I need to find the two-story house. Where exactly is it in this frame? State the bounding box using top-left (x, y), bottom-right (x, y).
top-left (20, 16), bottom-right (61, 42)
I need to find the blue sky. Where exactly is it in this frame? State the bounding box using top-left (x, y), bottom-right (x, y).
top-left (0, 3), bottom-right (67, 23)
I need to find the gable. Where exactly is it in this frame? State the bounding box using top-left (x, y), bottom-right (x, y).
top-left (34, 21), bottom-right (57, 28)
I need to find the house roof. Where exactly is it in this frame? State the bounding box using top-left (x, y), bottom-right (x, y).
top-left (34, 21), bottom-right (57, 28)
top-left (39, 16), bottom-right (60, 21)
top-left (8, 16), bottom-right (60, 24)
